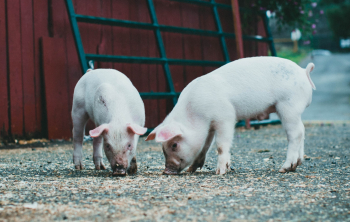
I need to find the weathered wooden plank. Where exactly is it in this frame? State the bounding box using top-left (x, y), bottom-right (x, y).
top-left (129, 0), bottom-right (143, 92)
top-left (66, 0), bottom-right (83, 119)
top-left (98, 0), bottom-right (113, 69)
top-left (137, 0), bottom-right (152, 127)
top-left (21, 0), bottom-right (37, 136)
top-left (111, 0), bottom-right (131, 76)
top-left (199, 3), bottom-right (223, 74)
top-left (0, 0), bottom-right (9, 137)
top-left (181, 3), bottom-right (204, 84)
top-left (231, 0), bottom-right (244, 59)
top-left (7, 0), bottom-right (24, 136)
top-left (33, 0), bottom-right (50, 136)
top-left (41, 37), bottom-right (71, 139)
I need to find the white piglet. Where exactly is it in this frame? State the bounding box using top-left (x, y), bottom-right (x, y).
top-left (71, 69), bottom-right (147, 176)
top-left (146, 57), bottom-right (316, 175)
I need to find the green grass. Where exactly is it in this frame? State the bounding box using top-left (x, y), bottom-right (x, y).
top-left (275, 47), bottom-right (311, 64)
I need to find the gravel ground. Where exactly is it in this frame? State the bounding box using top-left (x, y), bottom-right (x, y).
top-left (0, 122), bottom-right (349, 221)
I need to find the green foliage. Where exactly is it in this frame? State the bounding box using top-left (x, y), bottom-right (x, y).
top-left (326, 3), bottom-right (350, 38)
top-left (241, 0), bottom-right (322, 36)
top-left (250, 0), bottom-right (312, 27)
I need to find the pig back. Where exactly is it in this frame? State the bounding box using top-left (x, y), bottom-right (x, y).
top-left (80, 69), bottom-right (145, 126)
top-left (176, 57), bottom-right (312, 120)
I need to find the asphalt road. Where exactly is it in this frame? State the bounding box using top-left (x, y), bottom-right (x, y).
top-left (299, 53), bottom-right (350, 121)
top-left (0, 123), bottom-right (349, 221)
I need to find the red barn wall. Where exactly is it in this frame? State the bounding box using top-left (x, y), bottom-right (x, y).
top-left (0, 0), bottom-right (268, 140)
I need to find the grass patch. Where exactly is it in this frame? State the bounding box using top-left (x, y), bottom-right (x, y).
top-left (276, 47), bottom-right (311, 64)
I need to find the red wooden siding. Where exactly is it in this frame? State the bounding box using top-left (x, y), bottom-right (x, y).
top-left (0, 0), bottom-right (268, 140)
top-left (0, 0), bottom-right (8, 137)
top-left (41, 37), bottom-right (71, 139)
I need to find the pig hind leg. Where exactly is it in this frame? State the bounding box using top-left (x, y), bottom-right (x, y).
top-left (215, 121), bottom-right (235, 175)
top-left (277, 102), bottom-right (305, 173)
top-left (72, 108), bottom-right (89, 170)
top-left (93, 136), bottom-right (106, 170)
top-left (187, 130), bottom-right (215, 173)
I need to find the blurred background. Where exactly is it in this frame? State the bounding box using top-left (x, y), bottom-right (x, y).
top-left (0, 0), bottom-right (349, 142)
top-left (266, 0), bottom-right (350, 122)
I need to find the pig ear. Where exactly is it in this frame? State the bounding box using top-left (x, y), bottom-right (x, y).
top-left (156, 125), bottom-right (182, 142)
top-left (89, 124), bottom-right (109, 138)
top-left (146, 124), bottom-right (182, 142)
top-left (145, 128), bottom-right (157, 141)
top-left (127, 123), bottom-right (147, 135)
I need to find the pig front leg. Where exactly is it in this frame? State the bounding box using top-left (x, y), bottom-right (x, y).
top-left (187, 131), bottom-right (215, 173)
top-left (93, 136), bottom-right (106, 170)
top-left (277, 104), bottom-right (304, 173)
top-left (72, 111), bottom-right (89, 170)
top-left (127, 156), bottom-right (137, 175)
top-left (215, 122), bottom-right (234, 175)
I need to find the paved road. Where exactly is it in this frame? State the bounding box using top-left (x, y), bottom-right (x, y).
top-left (299, 53), bottom-right (350, 121)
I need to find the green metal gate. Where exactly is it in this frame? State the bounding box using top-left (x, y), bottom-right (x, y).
top-left (64, 0), bottom-right (279, 127)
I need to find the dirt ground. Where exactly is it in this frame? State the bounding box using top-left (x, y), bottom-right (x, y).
top-left (0, 122), bottom-right (349, 221)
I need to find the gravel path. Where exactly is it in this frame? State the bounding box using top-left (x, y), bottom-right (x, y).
top-left (0, 123), bottom-right (349, 221)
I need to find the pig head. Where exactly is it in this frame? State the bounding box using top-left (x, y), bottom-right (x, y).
top-left (146, 121), bottom-right (209, 175)
top-left (90, 123), bottom-right (147, 176)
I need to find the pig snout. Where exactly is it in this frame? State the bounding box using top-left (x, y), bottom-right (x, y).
top-left (112, 163), bottom-right (126, 176)
top-left (112, 156), bottom-right (128, 176)
top-left (163, 160), bottom-right (181, 175)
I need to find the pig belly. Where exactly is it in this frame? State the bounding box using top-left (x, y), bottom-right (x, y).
top-left (234, 103), bottom-right (277, 120)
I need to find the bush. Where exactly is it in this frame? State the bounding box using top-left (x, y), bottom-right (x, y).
top-left (326, 4), bottom-right (350, 38)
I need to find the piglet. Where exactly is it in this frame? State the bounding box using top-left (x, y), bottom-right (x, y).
top-left (71, 69), bottom-right (147, 176)
top-left (146, 57), bottom-right (316, 175)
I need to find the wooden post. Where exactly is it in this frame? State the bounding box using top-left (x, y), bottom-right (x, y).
top-left (230, 0), bottom-right (250, 128)
top-left (230, 0), bottom-right (244, 59)
top-left (293, 40), bottom-right (298, 52)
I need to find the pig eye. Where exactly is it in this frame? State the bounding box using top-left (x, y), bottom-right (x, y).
top-left (106, 144), bottom-right (110, 149)
top-left (171, 143), bottom-right (177, 151)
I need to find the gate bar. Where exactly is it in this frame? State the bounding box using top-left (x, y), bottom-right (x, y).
top-left (75, 14), bottom-right (272, 42)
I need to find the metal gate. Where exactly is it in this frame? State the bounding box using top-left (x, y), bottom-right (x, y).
top-left (64, 0), bottom-right (279, 127)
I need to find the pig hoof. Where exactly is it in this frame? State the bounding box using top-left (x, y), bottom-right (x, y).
top-left (216, 162), bottom-right (230, 175)
top-left (187, 166), bottom-right (197, 173)
top-left (216, 168), bottom-right (226, 175)
top-left (127, 157), bottom-right (137, 175)
top-left (95, 163), bottom-right (106, 170)
top-left (93, 157), bottom-right (106, 170)
top-left (216, 167), bottom-right (227, 175)
top-left (297, 158), bottom-right (302, 166)
top-left (75, 164), bottom-right (84, 170)
top-left (187, 164), bottom-right (200, 173)
top-left (187, 159), bottom-right (205, 173)
top-left (279, 160), bottom-right (300, 173)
